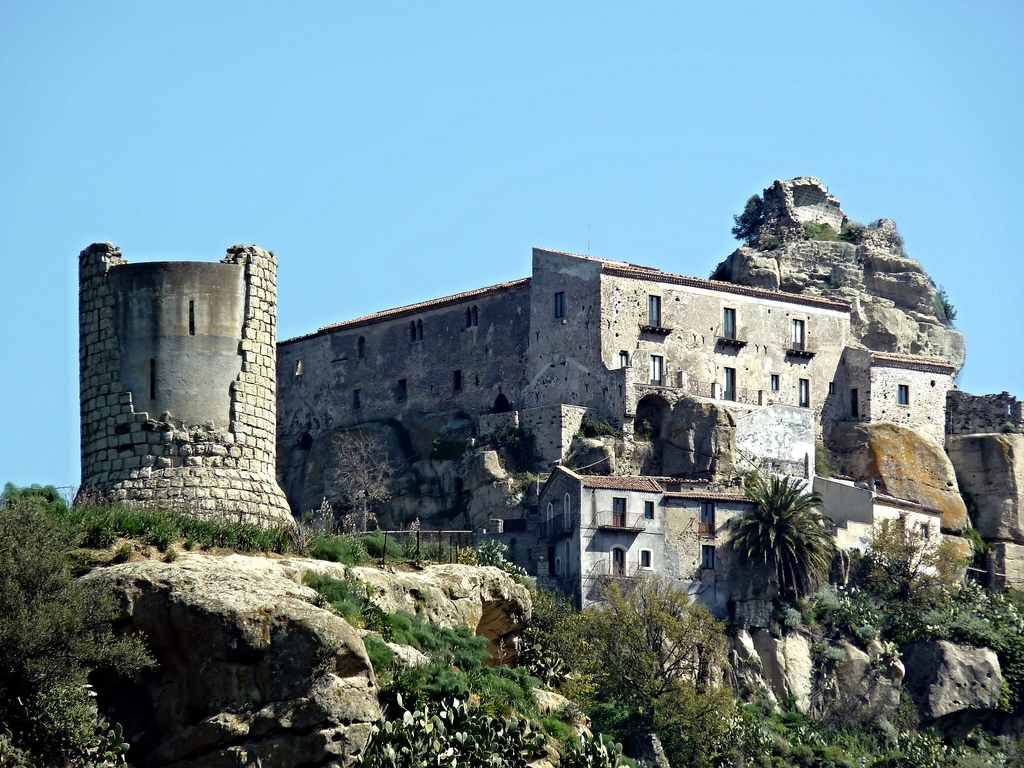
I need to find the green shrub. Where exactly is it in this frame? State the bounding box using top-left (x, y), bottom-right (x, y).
top-left (933, 284), bottom-right (957, 327)
top-left (310, 534), bottom-right (369, 565)
top-left (429, 437), bottom-right (468, 462)
top-left (803, 222), bottom-right (838, 241)
top-left (579, 418), bottom-right (622, 439)
top-left (476, 540), bottom-right (527, 578)
top-left (359, 696), bottom-right (547, 768)
top-left (759, 234), bottom-right (781, 251)
top-left (838, 221), bottom-right (864, 243)
top-left (478, 427), bottom-right (539, 473)
top-left (0, 498), bottom-right (154, 763)
top-left (364, 636), bottom-right (396, 675)
top-left (361, 530), bottom-right (406, 561)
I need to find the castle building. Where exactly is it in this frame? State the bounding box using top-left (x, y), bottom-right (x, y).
top-left (277, 247), bottom-right (954, 502)
top-left (78, 243), bottom-right (292, 525)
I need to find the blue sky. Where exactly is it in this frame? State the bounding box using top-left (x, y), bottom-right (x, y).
top-left (2, 1), bottom-right (1022, 490)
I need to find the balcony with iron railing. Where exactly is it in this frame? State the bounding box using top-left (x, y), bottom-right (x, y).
top-left (787, 338), bottom-right (816, 359)
top-left (716, 324), bottom-right (748, 350)
top-left (542, 516), bottom-right (573, 540)
top-left (594, 511), bottom-right (648, 532)
top-left (585, 559), bottom-right (643, 580)
top-left (698, 522), bottom-right (716, 537)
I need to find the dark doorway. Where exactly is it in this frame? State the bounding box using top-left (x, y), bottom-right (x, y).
top-left (493, 393), bottom-right (511, 413)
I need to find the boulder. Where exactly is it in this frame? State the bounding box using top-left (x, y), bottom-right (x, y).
top-left (829, 640), bottom-right (903, 716)
top-left (901, 641), bottom-right (1002, 721)
top-left (661, 399), bottom-right (737, 479)
top-left (751, 629), bottom-right (813, 714)
top-left (348, 563), bottom-right (531, 664)
top-left (84, 553), bottom-right (380, 768)
top-left (729, 628), bottom-right (778, 709)
top-left (948, 434), bottom-right (1024, 542)
top-left (830, 421), bottom-right (968, 531)
top-left (565, 437), bottom-right (617, 475)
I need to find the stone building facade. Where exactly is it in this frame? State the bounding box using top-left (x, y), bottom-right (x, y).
top-left (78, 243), bottom-right (292, 525)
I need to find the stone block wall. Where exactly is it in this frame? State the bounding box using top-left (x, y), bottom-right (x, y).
top-left (947, 390), bottom-right (1023, 436)
top-left (78, 243), bottom-right (292, 526)
top-left (521, 404), bottom-right (589, 465)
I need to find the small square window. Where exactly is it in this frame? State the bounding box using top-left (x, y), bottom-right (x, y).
top-left (554, 292), bottom-right (566, 318)
top-left (640, 550), bottom-right (652, 569)
top-left (898, 384), bottom-right (910, 405)
top-left (353, 389), bottom-right (362, 409)
top-left (770, 374), bottom-right (779, 392)
top-left (619, 350), bottom-right (630, 368)
top-left (644, 500), bottom-right (655, 520)
top-left (701, 545), bottom-right (715, 570)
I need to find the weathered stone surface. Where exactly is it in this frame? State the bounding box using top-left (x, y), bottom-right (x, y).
top-left (830, 421), bottom-right (968, 531)
top-left (350, 563), bottom-right (531, 664)
top-left (565, 437), bottom-right (617, 475)
top-left (902, 641), bottom-right (1002, 720)
top-left (711, 179), bottom-right (965, 372)
top-left (830, 640), bottom-right (903, 715)
top-left (728, 628), bottom-right (778, 708)
top-left (948, 434), bottom-right (1024, 543)
top-left (751, 629), bottom-right (813, 714)
top-left (84, 553), bottom-right (380, 768)
top-left (988, 541), bottom-right (1024, 592)
top-left (661, 399), bottom-right (736, 479)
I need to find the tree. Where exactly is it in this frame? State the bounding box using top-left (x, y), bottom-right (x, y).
top-left (587, 575), bottom-right (732, 768)
top-left (325, 430), bottom-right (395, 532)
top-left (0, 491), bottom-right (154, 763)
top-left (731, 194), bottom-right (764, 243)
top-left (730, 474), bottom-right (836, 600)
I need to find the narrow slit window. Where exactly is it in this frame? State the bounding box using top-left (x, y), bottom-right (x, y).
top-left (357, 336), bottom-right (366, 358)
top-left (770, 374), bottom-right (780, 392)
top-left (650, 355), bottom-right (663, 386)
top-left (648, 295), bottom-right (661, 326)
top-left (353, 389), bottom-right (362, 409)
top-left (724, 367), bottom-right (736, 401)
top-left (188, 300), bottom-right (195, 336)
top-left (453, 370), bottom-right (462, 391)
top-left (898, 384), bottom-right (910, 406)
top-left (149, 359), bottom-right (156, 400)
top-left (799, 378), bottom-right (810, 408)
top-left (554, 292), bottom-right (566, 318)
top-left (723, 307), bottom-right (736, 339)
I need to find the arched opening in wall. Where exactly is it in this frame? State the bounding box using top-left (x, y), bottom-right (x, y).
top-left (493, 393), bottom-right (511, 413)
top-left (299, 432), bottom-right (314, 450)
top-left (634, 394), bottom-right (671, 475)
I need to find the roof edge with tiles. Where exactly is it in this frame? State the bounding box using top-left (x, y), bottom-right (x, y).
top-left (868, 350), bottom-right (956, 374)
top-left (601, 264), bottom-right (852, 313)
top-left (280, 277), bottom-right (532, 345)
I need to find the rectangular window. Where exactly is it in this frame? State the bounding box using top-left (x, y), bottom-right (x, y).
top-left (898, 384), bottom-right (910, 405)
top-left (851, 388), bottom-right (859, 416)
top-left (619, 350), bottom-right (630, 368)
top-left (700, 501), bottom-right (715, 527)
top-left (723, 307), bottom-right (736, 340)
top-left (612, 497), bottom-right (626, 527)
top-left (724, 367), bottom-right (736, 401)
top-left (644, 500), bottom-right (655, 520)
top-left (770, 374), bottom-right (780, 392)
top-left (188, 300), bottom-right (195, 336)
top-left (554, 292), bottom-right (566, 318)
top-left (650, 355), bottom-right (663, 386)
top-left (453, 370), bottom-right (462, 391)
top-left (640, 550), bottom-right (652, 569)
top-left (829, 381), bottom-right (836, 395)
top-left (548, 546), bottom-right (556, 576)
top-left (397, 379), bottom-right (407, 400)
top-left (799, 378), bottom-right (810, 408)
top-left (701, 545), bottom-right (715, 570)
top-left (353, 389), bottom-right (362, 409)
top-left (792, 319), bottom-right (806, 350)
top-left (648, 295), bottom-right (662, 326)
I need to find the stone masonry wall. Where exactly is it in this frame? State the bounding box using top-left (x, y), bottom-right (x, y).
top-left (947, 390), bottom-right (1024, 436)
top-left (78, 243), bottom-right (292, 526)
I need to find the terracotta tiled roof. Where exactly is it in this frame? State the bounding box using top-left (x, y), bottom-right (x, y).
top-left (558, 466), bottom-right (664, 492)
top-left (601, 264), bottom-right (852, 312)
top-left (280, 278), bottom-right (531, 345)
top-left (662, 490), bottom-right (750, 502)
top-left (867, 350), bottom-right (955, 374)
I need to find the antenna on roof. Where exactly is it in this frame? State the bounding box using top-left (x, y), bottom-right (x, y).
top-left (588, 223), bottom-right (590, 256)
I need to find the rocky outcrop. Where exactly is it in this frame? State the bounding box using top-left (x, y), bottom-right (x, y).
top-left (84, 554), bottom-right (532, 767)
top-left (751, 629), bottom-right (813, 714)
top-left (948, 434), bottom-right (1024, 542)
top-left (85, 554), bottom-right (380, 768)
top-left (829, 421), bottom-right (968, 531)
top-left (901, 641), bottom-right (1002, 721)
top-left (661, 399), bottom-right (737, 479)
top-left (830, 640), bottom-right (903, 716)
top-left (712, 178), bottom-right (965, 372)
top-left (565, 437), bottom-right (617, 475)
top-left (348, 563), bottom-right (531, 663)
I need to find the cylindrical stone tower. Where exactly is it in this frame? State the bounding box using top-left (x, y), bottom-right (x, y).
top-left (78, 243), bottom-right (293, 526)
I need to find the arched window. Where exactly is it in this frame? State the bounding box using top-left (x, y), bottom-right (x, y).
top-left (546, 502), bottom-right (554, 520)
top-left (410, 321), bottom-right (417, 342)
top-left (563, 493), bottom-right (571, 527)
top-left (416, 320), bottom-right (423, 341)
top-left (493, 393), bottom-right (511, 413)
top-left (470, 305), bottom-right (479, 327)
top-left (357, 336), bottom-right (366, 358)
top-left (555, 557), bottom-right (562, 576)
top-left (466, 307), bottom-right (473, 328)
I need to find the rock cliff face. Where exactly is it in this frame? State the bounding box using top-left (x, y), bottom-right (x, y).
top-left (901, 641), bottom-right (1003, 721)
top-left (712, 178), bottom-right (965, 371)
top-left (829, 421), bottom-right (968, 531)
top-left (84, 554), bottom-right (532, 768)
top-left (948, 434), bottom-right (1024, 543)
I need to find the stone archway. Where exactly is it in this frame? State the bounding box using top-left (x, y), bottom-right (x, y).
top-left (634, 394), bottom-right (672, 474)
top-left (493, 393), bottom-right (511, 413)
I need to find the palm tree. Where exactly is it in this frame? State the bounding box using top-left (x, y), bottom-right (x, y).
top-left (730, 474), bottom-right (835, 600)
